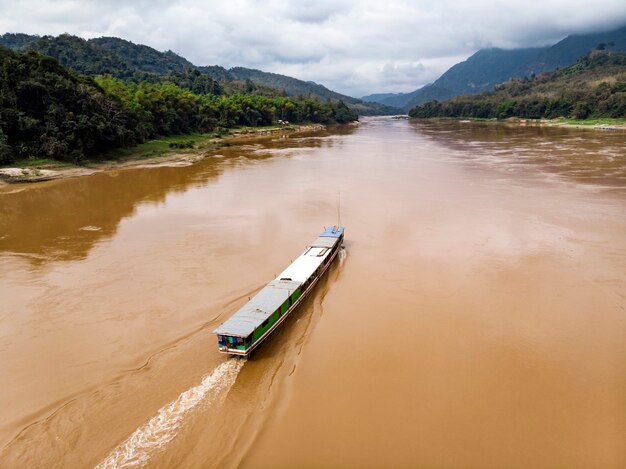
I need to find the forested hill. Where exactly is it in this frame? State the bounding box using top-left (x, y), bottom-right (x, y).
top-left (408, 51), bottom-right (626, 119)
top-left (227, 67), bottom-right (368, 108)
top-left (4, 33), bottom-right (140, 79)
top-left (0, 46), bottom-right (358, 165)
top-left (0, 33), bottom-right (399, 115)
top-left (91, 37), bottom-right (197, 75)
top-left (364, 25), bottom-right (626, 111)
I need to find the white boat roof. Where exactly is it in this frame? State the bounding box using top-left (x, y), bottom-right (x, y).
top-left (277, 245), bottom-right (331, 283)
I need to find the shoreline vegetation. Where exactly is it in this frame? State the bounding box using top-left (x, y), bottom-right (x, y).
top-left (0, 122), bottom-right (335, 184)
top-left (0, 46), bottom-right (359, 176)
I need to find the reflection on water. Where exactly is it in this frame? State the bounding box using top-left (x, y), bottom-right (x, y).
top-left (0, 166), bottom-right (211, 262)
top-left (0, 118), bottom-right (625, 468)
top-left (0, 125), bottom-right (355, 263)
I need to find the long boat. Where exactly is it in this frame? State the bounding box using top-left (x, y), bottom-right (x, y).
top-left (213, 225), bottom-right (345, 357)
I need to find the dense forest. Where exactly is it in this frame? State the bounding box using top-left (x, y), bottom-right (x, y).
top-left (0, 33), bottom-right (399, 116)
top-left (408, 51), bottom-right (626, 119)
top-left (0, 46), bottom-right (357, 164)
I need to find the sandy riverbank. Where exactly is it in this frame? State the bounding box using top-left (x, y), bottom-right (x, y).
top-left (0, 123), bottom-right (328, 184)
top-left (460, 117), bottom-right (626, 130)
top-left (407, 115), bottom-right (626, 130)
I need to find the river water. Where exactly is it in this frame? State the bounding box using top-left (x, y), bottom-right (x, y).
top-left (1, 118), bottom-right (625, 468)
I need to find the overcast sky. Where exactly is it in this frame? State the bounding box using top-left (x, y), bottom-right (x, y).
top-left (1, 0), bottom-right (625, 97)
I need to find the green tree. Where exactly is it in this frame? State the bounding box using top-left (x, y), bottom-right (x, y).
top-left (0, 128), bottom-right (14, 164)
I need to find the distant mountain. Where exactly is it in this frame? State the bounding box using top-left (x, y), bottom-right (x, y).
top-left (230, 67), bottom-right (351, 102)
top-left (429, 47), bottom-right (546, 95)
top-left (525, 26), bottom-right (626, 73)
top-left (361, 92), bottom-right (400, 102)
top-left (401, 47), bottom-right (548, 111)
top-left (408, 50), bottom-right (626, 119)
top-left (362, 90), bottom-right (417, 109)
top-left (367, 25), bottom-right (626, 111)
top-left (0, 33), bottom-right (399, 115)
top-left (225, 67), bottom-right (399, 115)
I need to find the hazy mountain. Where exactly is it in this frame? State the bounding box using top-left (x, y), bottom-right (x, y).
top-left (367, 24), bottom-right (626, 111)
top-left (0, 33), bottom-right (399, 115)
top-left (431, 48), bottom-right (546, 95)
top-left (523, 25), bottom-right (626, 73)
top-left (401, 47), bottom-right (547, 110)
top-left (361, 92), bottom-right (400, 102)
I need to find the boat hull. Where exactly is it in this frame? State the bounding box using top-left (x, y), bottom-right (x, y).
top-left (214, 226), bottom-right (345, 357)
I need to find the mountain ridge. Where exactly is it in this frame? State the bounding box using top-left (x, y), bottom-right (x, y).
top-left (364, 25), bottom-right (626, 111)
top-left (408, 50), bottom-right (626, 119)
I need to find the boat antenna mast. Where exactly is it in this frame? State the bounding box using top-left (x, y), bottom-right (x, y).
top-left (337, 191), bottom-right (341, 230)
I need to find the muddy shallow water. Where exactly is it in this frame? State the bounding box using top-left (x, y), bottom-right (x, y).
top-left (1, 118), bottom-right (625, 468)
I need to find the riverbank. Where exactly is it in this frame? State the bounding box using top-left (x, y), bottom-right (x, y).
top-left (505, 117), bottom-right (626, 130)
top-left (414, 116), bottom-right (626, 130)
top-left (0, 123), bottom-right (328, 184)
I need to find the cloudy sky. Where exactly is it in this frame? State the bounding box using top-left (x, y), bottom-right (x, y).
top-left (1, 0), bottom-right (625, 97)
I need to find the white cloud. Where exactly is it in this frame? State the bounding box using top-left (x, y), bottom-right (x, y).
top-left (0, 0), bottom-right (625, 97)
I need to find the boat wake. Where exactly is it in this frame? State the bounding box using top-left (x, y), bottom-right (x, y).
top-left (339, 247), bottom-right (347, 264)
top-left (95, 359), bottom-right (244, 468)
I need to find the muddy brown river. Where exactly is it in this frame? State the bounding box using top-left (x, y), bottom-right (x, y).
top-left (1, 118), bottom-right (625, 468)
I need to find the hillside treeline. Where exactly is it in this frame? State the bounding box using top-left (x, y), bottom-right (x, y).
top-left (0, 33), bottom-right (399, 116)
top-left (0, 47), bottom-right (357, 164)
top-left (409, 52), bottom-right (626, 119)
